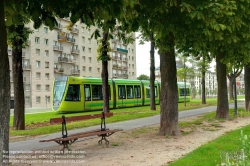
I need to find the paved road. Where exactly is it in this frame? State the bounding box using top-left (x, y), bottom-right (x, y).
top-left (9, 102), bottom-right (244, 151)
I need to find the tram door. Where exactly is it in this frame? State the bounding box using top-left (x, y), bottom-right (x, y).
top-left (84, 84), bottom-right (92, 110)
top-left (134, 85), bottom-right (142, 105)
top-left (117, 85), bottom-right (126, 107)
top-left (91, 84), bottom-right (103, 110)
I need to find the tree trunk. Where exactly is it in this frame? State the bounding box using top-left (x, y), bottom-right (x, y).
top-left (158, 32), bottom-right (180, 136)
top-left (227, 74), bottom-right (234, 100)
top-left (102, 32), bottom-right (109, 113)
top-left (150, 33), bottom-right (156, 110)
top-left (244, 64), bottom-right (250, 111)
top-left (216, 48), bottom-right (229, 119)
top-left (12, 24), bottom-right (25, 130)
top-left (201, 58), bottom-right (206, 104)
top-left (0, 0), bottom-right (10, 164)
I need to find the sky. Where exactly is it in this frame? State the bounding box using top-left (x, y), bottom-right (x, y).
top-left (135, 33), bottom-right (216, 77)
top-left (135, 35), bottom-right (160, 77)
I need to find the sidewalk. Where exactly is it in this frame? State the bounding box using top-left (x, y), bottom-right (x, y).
top-left (9, 102), bottom-right (245, 152)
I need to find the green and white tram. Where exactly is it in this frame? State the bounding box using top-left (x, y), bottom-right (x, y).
top-left (52, 76), bottom-right (190, 113)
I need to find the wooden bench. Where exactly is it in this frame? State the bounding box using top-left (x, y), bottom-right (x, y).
top-left (39, 112), bottom-right (123, 153)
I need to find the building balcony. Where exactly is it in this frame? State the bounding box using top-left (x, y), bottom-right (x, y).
top-left (112, 64), bottom-right (118, 68)
top-left (123, 74), bottom-right (128, 79)
top-left (23, 65), bottom-right (31, 70)
top-left (58, 57), bottom-right (76, 64)
top-left (53, 45), bottom-right (63, 51)
top-left (54, 24), bottom-right (62, 30)
top-left (71, 49), bottom-right (79, 54)
top-left (66, 37), bottom-right (75, 43)
top-left (71, 69), bottom-right (80, 75)
top-left (71, 28), bottom-right (79, 34)
top-left (8, 50), bottom-right (12, 56)
top-left (54, 68), bottom-right (64, 73)
top-left (117, 48), bottom-right (128, 53)
top-left (68, 59), bottom-right (76, 63)
top-left (58, 35), bottom-right (66, 42)
top-left (123, 66), bottom-right (128, 70)
top-left (122, 58), bottom-right (127, 61)
top-left (113, 74), bottom-right (118, 78)
top-left (58, 57), bottom-right (68, 62)
top-left (112, 56), bottom-right (118, 60)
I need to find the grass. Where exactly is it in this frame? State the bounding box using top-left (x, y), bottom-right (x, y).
top-left (168, 108), bottom-right (250, 166)
top-left (9, 96), bottom-right (244, 137)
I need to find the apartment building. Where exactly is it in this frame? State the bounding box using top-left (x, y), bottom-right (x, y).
top-left (8, 18), bottom-right (137, 108)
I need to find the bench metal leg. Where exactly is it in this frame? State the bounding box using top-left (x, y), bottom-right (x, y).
top-left (98, 134), bottom-right (109, 146)
top-left (55, 139), bottom-right (77, 153)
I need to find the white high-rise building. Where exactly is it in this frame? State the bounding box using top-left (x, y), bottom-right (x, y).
top-left (9, 18), bottom-right (137, 108)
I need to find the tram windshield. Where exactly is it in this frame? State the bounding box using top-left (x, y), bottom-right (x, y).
top-left (53, 81), bottom-right (67, 102)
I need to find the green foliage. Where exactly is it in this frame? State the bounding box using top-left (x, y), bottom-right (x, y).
top-left (137, 74), bottom-right (150, 80)
top-left (96, 39), bottom-right (112, 61)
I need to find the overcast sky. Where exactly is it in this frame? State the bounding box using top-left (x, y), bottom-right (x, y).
top-left (135, 34), bottom-right (160, 77)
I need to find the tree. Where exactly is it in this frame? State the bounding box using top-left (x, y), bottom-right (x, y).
top-left (227, 64), bottom-right (242, 100)
top-left (137, 74), bottom-right (149, 80)
top-left (0, 0), bottom-right (10, 165)
top-left (245, 63), bottom-right (250, 111)
top-left (7, 15), bottom-right (32, 130)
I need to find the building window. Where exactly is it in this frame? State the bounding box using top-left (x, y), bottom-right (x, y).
top-left (89, 57), bottom-right (91, 63)
top-left (45, 73), bottom-right (49, 80)
top-left (44, 27), bottom-right (48, 33)
top-left (88, 29), bottom-right (90, 34)
top-left (45, 62), bottom-right (49, 68)
top-left (44, 39), bottom-right (49, 45)
top-left (46, 85), bottom-right (50, 91)
top-left (89, 67), bottom-right (92, 72)
top-left (132, 49), bottom-right (134, 53)
top-left (36, 72), bottom-right (41, 79)
top-left (82, 37), bottom-right (85, 43)
top-left (45, 50), bottom-right (49, 57)
top-left (25, 97), bottom-right (30, 105)
top-left (82, 66), bottom-right (85, 71)
top-left (25, 84), bottom-right (30, 91)
top-left (82, 56), bottom-right (85, 62)
top-left (35, 37), bottom-right (40, 43)
top-left (36, 96), bottom-right (41, 103)
top-left (36, 61), bottom-right (40, 67)
top-left (97, 68), bottom-right (100, 73)
top-left (88, 48), bottom-right (91, 53)
top-left (36, 49), bottom-right (40, 56)
top-left (88, 38), bottom-right (91, 44)
top-left (47, 96), bottom-right (50, 103)
top-left (82, 46), bottom-right (85, 52)
top-left (36, 84), bottom-right (41, 91)
top-left (132, 56), bottom-right (134, 61)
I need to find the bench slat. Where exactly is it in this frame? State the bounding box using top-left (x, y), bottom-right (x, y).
top-left (39, 129), bottom-right (123, 142)
top-left (50, 112), bottom-right (114, 124)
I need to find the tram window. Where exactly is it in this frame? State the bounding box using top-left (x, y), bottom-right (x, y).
top-left (92, 85), bottom-right (111, 100)
top-left (126, 85), bottom-right (134, 99)
top-left (154, 87), bottom-right (158, 97)
top-left (146, 87), bottom-right (150, 98)
top-left (118, 85), bottom-right (126, 99)
top-left (84, 84), bottom-right (91, 101)
top-left (65, 84), bottom-right (80, 101)
top-left (146, 86), bottom-right (158, 98)
top-left (92, 85), bottom-right (102, 100)
top-left (180, 88), bottom-right (189, 96)
top-left (134, 85), bottom-right (141, 98)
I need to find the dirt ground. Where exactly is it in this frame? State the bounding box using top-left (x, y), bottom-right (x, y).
top-left (9, 115), bottom-right (250, 166)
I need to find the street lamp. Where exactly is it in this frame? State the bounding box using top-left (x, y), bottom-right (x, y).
top-left (234, 67), bottom-right (238, 115)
